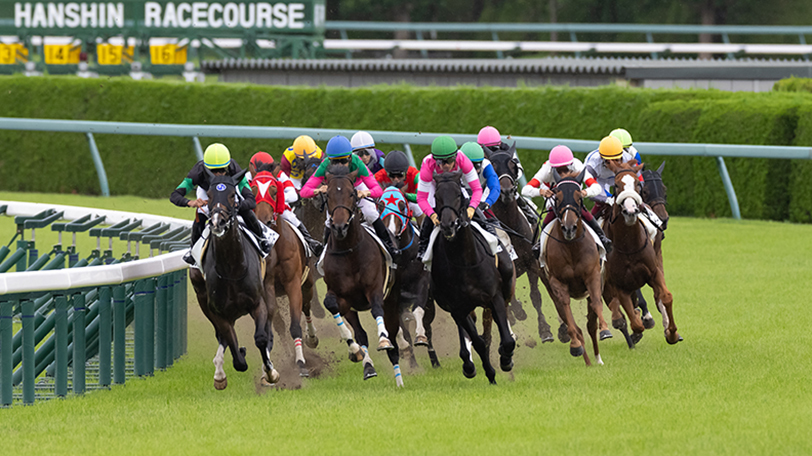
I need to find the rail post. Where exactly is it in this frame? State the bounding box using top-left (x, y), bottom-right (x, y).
top-left (54, 294), bottom-right (68, 397)
top-left (155, 275), bottom-right (167, 370)
top-left (86, 132), bottom-right (110, 197)
top-left (113, 285), bottom-right (126, 384)
top-left (72, 292), bottom-right (86, 395)
top-left (98, 286), bottom-right (112, 387)
top-left (144, 278), bottom-right (155, 376)
top-left (21, 299), bottom-right (34, 404)
top-left (715, 156), bottom-right (741, 219)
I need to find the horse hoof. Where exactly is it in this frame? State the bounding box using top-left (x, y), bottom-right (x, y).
top-left (377, 338), bottom-right (394, 351)
top-left (264, 369), bottom-right (280, 384)
top-left (558, 323), bottom-right (571, 343)
top-left (304, 334), bottom-right (319, 349)
top-left (348, 343), bottom-right (364, 363)
top-left (239, 347), bottom-right (246, 357)
top-left (297, 361), bottom-right (310, 378)
top-left (363, 363), bottom-right (377, 380)
top-left (511, 304), bottom-right (527, 321)
top-left (540, 330), bottom-right (555, 343)
top-left (570, 345), bottom-right (585, 357)
top-left (429, 350), bottom-right (441, 369)
top-left (599, 329), bottom-right (613, 340)
top-left (643, 316), bottom-right (656, 330)
top-left (630, 332), bottom-right (643, 344)
top-left (214, 377), bottom-right (227, 390)
top-left (414, 335), bottom-right (429, 346)
top-left (665, 330), bottom-right (683, 345)
top-left (462, 363), bottom-right (476, 379)
top-left (500, 357), bottom-right (514, 372)
top-left (612, 318), bottom-right (626, 330)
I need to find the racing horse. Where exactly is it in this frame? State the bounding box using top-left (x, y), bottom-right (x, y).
top-left (377, 187), bottom-right (441, 369)
top-left (429, 171), bottom-right (515, 384)
top-left (320, 165), bottom-right (404, 386)
top-left (488, 148), bottom-right (557, 343)
top-left (540, 169), bottom-right (611, 366)
top-left (292, 154), bottom-right (328, 318)
top-left (250, 161), bottom-right (319, 378)
top-left (633, 161), bottom-right (668, 330)
top-left (602, 160), bottom-right (682, 348)
top-left (189, 169), bottom-right (279, 389)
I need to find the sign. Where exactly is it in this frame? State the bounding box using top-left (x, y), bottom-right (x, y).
top-left (0, 43), bottom-right (28, 64)
top-left (44, 44), bottom-right (81, 64)
top-left (149, 43), bottom-right (186, 64)
top-left (97, 43), bottom-right (134, 64)
top-left (2, 1), bottom-right (326, 33)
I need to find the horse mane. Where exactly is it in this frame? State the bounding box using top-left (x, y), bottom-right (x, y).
top-left (255, 161), bottom-right (276, 174)
top-left (433, 170), bottom-right (462, 184)
top-left (327, 163), bottom-right (351, 176)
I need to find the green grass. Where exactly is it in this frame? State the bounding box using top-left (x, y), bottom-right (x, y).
top-left (2, 192), bottom-right (812, 455)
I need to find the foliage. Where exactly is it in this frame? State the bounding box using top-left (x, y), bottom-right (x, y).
top-left (774, 77), bottom-right (812, 94)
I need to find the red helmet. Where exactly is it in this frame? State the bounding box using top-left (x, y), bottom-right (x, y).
top-left (250, 151), bottom-right (274, 169)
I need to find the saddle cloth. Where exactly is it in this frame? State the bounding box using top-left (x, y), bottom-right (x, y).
top-left (286, 220), bottom-right (312, 259)
top-left (538, 219), bottom-right (607, 269)
top-left (189, 218), bottom-right (280, 270)
top-left (421, 221), bottom-right (503, 272)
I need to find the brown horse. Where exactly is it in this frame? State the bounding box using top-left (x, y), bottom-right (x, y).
top-left (250, 162), bottom-right (319, 377)
top-left (633, 161), bottom-right (669, 329)
top-left (540, 169), bottom-right (611, 366)
top-left (488, 150), bottom-right (556, 343)
top-left (602, 160), bottom-right (681, 348)
top-left (320, 165), bottom-right (403, 386)
top-left (189, 169), bottom-right (279, 389)
top-left (292, 154), bottom-right (328, 319)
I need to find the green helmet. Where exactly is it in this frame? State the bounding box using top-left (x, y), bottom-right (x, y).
top-left (203, 143), bottom-right (231, 169)
top-left (431, 136), bottom-right (458, 159)
top-left (610, 128), bottom-right (633, 148)
top-left (460, 141), bottom-right (485, 163)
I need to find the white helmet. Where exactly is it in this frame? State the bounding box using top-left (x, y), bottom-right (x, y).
top-left (350, 131), bottom-right (375, 151)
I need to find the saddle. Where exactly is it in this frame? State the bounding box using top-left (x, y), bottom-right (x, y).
top-left (538, 219), bottom-right (607, 269)
top-left (421, 221), bottom-right (505, 272)
top-left (191, 225), bottom-right (269, 281)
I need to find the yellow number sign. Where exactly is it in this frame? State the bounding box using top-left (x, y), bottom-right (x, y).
top-left (97, 44), bottom-right (134, 65)
top-left (0, 44), bottom-right (28, 64)
top-left (149, 44), bottom-right (187, 65)
top-left (44, 45), bottom-right (81, 65)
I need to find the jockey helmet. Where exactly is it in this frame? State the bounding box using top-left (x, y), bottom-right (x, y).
top-left (477, 126), bottom-right (501, 147)
top-left (250, 151), bottom-right (274, 169)
top-left (460, 141), bottom-right (485, 163)
top-left (610, 128), bottom-right (633, 148)
top-left (203, 143), bottom-right (231, 169)
top-left (350, 131), bottom-right (375, 151)
top-left (549, 145), bottom-right (574, 167)
top-left (384, 150), bottom-right (409, 174)
top-left (599, 136), bottom-right (623, 160)
top-left (431, 136), bottom-right (458, 160)
top-left (292, 135), bottom-right (319, 158)
top-left (325, 135), bottom-right (353, 159)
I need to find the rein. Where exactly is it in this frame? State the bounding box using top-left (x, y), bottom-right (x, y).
top-left (325, 174), bottom-right (359, 224)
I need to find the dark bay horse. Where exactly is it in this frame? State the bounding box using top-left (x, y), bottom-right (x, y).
top-left (602, 160), bottom-right (682, 348)
top-left (378, 187), bottom-right (441, 369)
top-left (541, 169), bottom-right (611, 366)
top-left (430, 171), bottom-right (516, 384)
top-left (320, 165), bottom-right (404, 386)
top-left (634, 161), bottom-right (669, 330)
top-left (189, 169), bottom-right (279, 389)
top-left (250, 162), bottom-right (319, 378)
top-left (488, 150), bottom-right (556, 343)
top-left (292, 154), bottom-right (328, 319)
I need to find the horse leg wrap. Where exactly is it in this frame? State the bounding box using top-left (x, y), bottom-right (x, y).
top-left (393, 364), bottom-right (404, 388)
top-left (213, 345), bottom-right (226, 383)
top-left (412, 307), bottom-right (426, 339)
top-left (333, 313), bottom-right (353, 341)
top-left (375, 316), bottom-right (389, 339)
top-left (294, 338), bottom-right (304, 364)
top-left (396, 328), bottom-right (410, 351)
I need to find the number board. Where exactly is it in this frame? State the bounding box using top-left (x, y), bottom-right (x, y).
top-left (149, 44), bottom-right (187, 65)
top-left (97, 44), bottom-right (134, 65)
top-left (0, 43), bottom-right (28, 64)
top-left (44, 45), bottom-right (81, 65)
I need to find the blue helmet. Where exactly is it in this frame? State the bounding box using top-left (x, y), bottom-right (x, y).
top-left (325, 135), bottom-right (353, 159)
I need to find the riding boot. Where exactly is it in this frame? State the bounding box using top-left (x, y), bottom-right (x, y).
top-left (585, 216), bottom-right (613, 254)
top-left (473, 208), bottom-right (498, 236)
top-left (184, 215), bottom-right (207, 265)
top-left (295, 220), bottom-right (323, 256)
top-left (242, 209), bottom-right (272, 254)
top-left (416, 216), bottom-right (433, 259)
top-left (516, 195), bottom-right (540, 225)
top-left (372, 218), bottom-right (401, 262)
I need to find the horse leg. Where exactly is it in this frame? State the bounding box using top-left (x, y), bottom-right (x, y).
top-left (385, 307), bottom-right (404, 387)
top-left (454, 319), bottom-right (476, 379)
top-left (251, 297), bottom-right (280, 385)
top-left (459, 312), bottom-right (497, 384)
top-left (397, 315), bottom-right (419, 369)
top-left (424, 300), bottom-right (441, 369)
top-left (369, 291), bottom-right (394, 351)
top-left (604, 283), bottom-right (634, 349)
top-left (412, 305), bottom-right (428, 346)
top-left (549, 277), bottom-right (588, 363)
top-left (650, 270), bottom-right (681, 345)
top-left (586, 299), bottom-right (603, 366)
top-left (213, 340), bottom-right (228, 390)
top-left (489, 295), bottom-right (516, 372)
top-left (211, 318), bottom-right (247, 373)
top-left (619, 290), bottom-right (645, 345)
top-left (345, 311), bottom-right (377, 380)
top-left (540, 267), bottom-right (570, 344)
top-left (528, 267), bottom-right (554, 342)
top-left (302, 275), bottom-right (319, 349)
top-left (283, 277), bottom-right (309, 377)
top-left (324, 291), bottom-right (363, 361)
top-left (588, 274), bottom-right (612, 342)
top-left (635, 288), bottom-right (656, 329)
top-left (481, 308), bottom-right (493, 356)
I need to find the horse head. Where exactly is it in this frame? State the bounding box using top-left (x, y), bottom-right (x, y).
top-left (206, 168), bottom-right (247, 238)
top-left (250, 160), bottom-right (280, 227)
top-left (325, 164), bottom-right (359, 241)
top-left (642, 161), bottom-right (669, 230)
top-left (433, 170), bottom-right (466, 240)
top-left (303, 154), bottom-right (326, 210)
top-left (377, 187), bottom-right (408, 237)
top-left (607, 160), bottom-right (644, 226)
top-left (488, 146), bottom-right (521, 205)
top-left (552, 167), bottom-right (586, 241)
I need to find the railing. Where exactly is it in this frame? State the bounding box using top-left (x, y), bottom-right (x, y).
top-left (0, 201), bottom-right (191, 407)
top-left (324, 21), bottom-right (812, 60)
top-left (2, 117), bottom-right (812, 218)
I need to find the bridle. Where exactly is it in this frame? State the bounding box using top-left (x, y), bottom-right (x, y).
top-left (547, 179), bottom-right (585, 243)
top-left (434, 178), bottom-right (466, 232)
top-left (325, 174), bottom-right (359, 225)
top-left (642, 170), bottom-right (669, 222)
top-left (489, 151), bottom-right (519, 194)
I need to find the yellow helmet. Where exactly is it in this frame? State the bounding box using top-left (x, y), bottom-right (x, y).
top-left (203, 143), bottom-right (231, 169)
top-left (599, 136), bottom-right (623, 160)
top-left (291, 135), bottom-right (319, 159)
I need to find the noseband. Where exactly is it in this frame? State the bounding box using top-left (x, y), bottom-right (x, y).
top-left (326, 174), bottom-right (359, 224)
top-left (435, 179), bottom-right (466, 230)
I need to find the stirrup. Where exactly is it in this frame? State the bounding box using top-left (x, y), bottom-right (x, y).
top-left (182, 251), bottom-right (195, 265)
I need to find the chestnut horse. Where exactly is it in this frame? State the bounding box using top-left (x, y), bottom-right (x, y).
top-left (250, 161), bottom-right (319, 377)
top-left (320, 165), bottom-right (403, 386)
top-left (540, 169), bottom-right (611, 366)
top-left (602, 160), bottom-right (682, 348)
top-left (430, 171), bottom-right (515, 384)
top-left (189, 169), bottom-right (279, 389)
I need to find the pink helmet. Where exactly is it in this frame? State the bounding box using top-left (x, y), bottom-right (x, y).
top-left (477, 126), bottom-right (501, 147)
top-left (549, 145), bottom-right (574, 167)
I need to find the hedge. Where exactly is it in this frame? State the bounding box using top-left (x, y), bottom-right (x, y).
top-left (773, 77), bottom-right (812, 94)
top-left (0, 76), bottom-right (811, 222)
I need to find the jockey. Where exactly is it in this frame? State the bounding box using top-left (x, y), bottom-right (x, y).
top-left (415, 136), bottom-right (485, 258)
top-left (460, 141), bottom-right (499, 214)
top-left (248, 152), bottom-right (323, 256)
top-left (351, 131), bottom-right (386, 174)
top-left (374, 149), bottom-right (423, 219)
top-left (301, 135), bottom-right (400, 260)
top-left (583, 135), bottom-right (643, 221)
top-left (610, 128), bottom-right (642, 164)
top-left (280, 135), bottom-right (323, 190)
top-left (170, 143), bottom-right (270, 265)
top-left (522, 145), bottom-right (612, 253)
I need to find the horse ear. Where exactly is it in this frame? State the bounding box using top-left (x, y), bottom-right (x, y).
top-left (398, 199), bottom-right (407, 213)
top-left (507, 141), bottom-right (517, 155)
top-left (657, 161), bottom-right (665, 176)
top-left (204, 167), bottom-right (215, 181)
top-left (349, 170), bottom-right (359, 181)
top-left (576, 167), bottom-right (586, 184)
top-left (552, 167), bottom-right (562, 184)
top-left (377, 199), bottom-right (385, 213)
top-left (233, 168), bottom-right (248, 185)
top-left (632, 162), bottom-right (644, 174)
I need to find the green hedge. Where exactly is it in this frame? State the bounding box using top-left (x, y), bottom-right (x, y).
top-left (1, 76), bottom-right (811, 222)
top-left (773, 77), bottom-right (812, 94)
